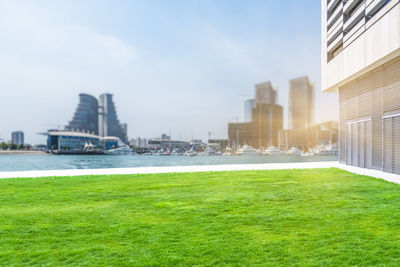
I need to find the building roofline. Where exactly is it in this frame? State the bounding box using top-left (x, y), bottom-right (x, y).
top-left (47, 131), bottom-right (100, 139)
top-left (289, 76), bottom-right (310, 83)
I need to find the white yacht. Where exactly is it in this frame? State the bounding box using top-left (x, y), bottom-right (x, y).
top-left (184, 150), bottom-right (197, 156)
top-left (262, 146), bottom-right (281, 156)
top-left (286, 147), bottom-right (302, 156)
top-left (318, 146), bottom-right (339, 156)
top-left (236, 145), bottom-right (259, 155)
top-left (222, 147), bottom-right (233, 156)
top-left (105, 146), bottom-right (135, 155)
top-left (300, 151), bottom-right (315, 157)
top-left (171, 148), bottom-right (184, 156)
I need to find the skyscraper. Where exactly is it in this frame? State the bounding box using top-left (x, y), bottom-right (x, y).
top-left (229, 81), bottom-right (283, 149)
top-left (228, 103), bottom-right (283, 149)
top-left (255, 81), bottom-right (277, 104)
top-left (11, 131), bottom-right (24, 145)
top-left (244, 99), bottom-right (255, 122)
top-left (322, 0), bottom-right (400, 173)
top-left (289, 76), bottom-right (314, 129)
top-left (98, 93), bottom-right (128, 143)
top-left (66, 94), bottom-right (99, 134)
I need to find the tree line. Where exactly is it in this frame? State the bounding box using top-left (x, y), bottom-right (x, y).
top-left (0, 142), bottom-right (32, 150)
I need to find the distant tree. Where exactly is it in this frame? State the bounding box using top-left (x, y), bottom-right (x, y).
top-left (10, 143), bottom-right (17, 150)
top-left (0, 142), bottom-right (7, 150)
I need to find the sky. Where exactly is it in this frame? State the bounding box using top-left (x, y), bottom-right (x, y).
top-left (0, 0), bottom-right (338, 144)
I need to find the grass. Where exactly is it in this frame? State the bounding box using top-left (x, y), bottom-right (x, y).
top-left (0, 168), bottom-right (400, 266)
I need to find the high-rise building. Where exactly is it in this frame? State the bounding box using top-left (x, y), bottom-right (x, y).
top-left (66, 94), bottom-right (99, 134)
top-left (11, 131), bottom-right (24, 145)
top-left (229, 103), bottom-right (283, 149)
top-left (255, 81), bottom-right (277, 104)
top-left (229, 81), bottom-right (283, 149)
top-left (289, 76), bottom-right (314, 129)
top-left (244, 99), bottom-right (255, 122)
top-left (120, 123), bottom-right (128, 142)
top-left (98, 93), bottom-right (128, 143)
top-left (322, 0), bottom-right (400, 173)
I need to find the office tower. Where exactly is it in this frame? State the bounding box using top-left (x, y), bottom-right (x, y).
top-left (289, 76), bottom-right (314, 129)
top-left (120, 123), bottom-right (128, 143)
top-left (11, 131), bottom-right (24, 145)
top-left (66, 94), bottom-right (99, 134)
top-left (98, 93), bottom-right (128, 143)
top-left (228, 103), bottom-right (283, 149)
top-left (229, 81), bottom-right (283, 149)
top-left (322, 0), bottom-right (400, 173)
top-left (244, 99), bottom-right (255, 122)
top-left (255, 81), bottom-right (277, 104)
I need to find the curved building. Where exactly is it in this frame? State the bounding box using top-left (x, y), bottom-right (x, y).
top-left (66, 94), bottom-right (99, 134)
top-left (98, 93), bottom-right (128, 143)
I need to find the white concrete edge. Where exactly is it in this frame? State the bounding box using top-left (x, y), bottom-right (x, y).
top-left (1, 161), bottom-right (399, 186)
top-left (337, 164), bottom-right (400, 185)
top-left (0, 162), bottom-right (340, 179)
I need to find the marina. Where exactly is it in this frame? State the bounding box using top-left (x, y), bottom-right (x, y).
top-left (0, 154), bottom-right (338, 172)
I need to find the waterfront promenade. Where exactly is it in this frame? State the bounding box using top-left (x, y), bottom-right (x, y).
top-left (1, 161), bottom-right (400, 185)
top-left (0, 150), bottom-right (47, 156)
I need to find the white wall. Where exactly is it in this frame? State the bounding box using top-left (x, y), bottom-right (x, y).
top-left (322, 0), bottom-right (400, 92)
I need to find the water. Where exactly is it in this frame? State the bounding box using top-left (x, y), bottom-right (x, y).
top-left (0, 155), bottom-right (338, 172)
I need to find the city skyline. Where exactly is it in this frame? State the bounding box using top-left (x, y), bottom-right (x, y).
top-left (0, 0), bottom-right (337, 144)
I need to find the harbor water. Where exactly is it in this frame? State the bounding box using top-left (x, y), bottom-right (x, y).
top-left (0, 154), bottom-right (338, 172)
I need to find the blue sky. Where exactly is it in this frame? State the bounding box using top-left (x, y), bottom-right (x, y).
top-left (0, 0), bottom-right (337, 144)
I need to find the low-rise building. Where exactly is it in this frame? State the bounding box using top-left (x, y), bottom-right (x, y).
top-left (45, 130), bottom-right (122, 154)
top-left (208, 139), bottom-right (229, 151)
top-left (278, 121), bottom-right (338, 149)
top-left (148, 138), bottom-right (190, 151)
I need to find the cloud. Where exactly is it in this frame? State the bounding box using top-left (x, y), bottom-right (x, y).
top-left (93, 34), bottom-right (138, 63)
top-left (0, 1), bottom-right (138, 66)
top-left (0, 1), bottom-right (140, 143)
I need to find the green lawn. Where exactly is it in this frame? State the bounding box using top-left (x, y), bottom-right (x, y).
top-left (1, 168), bottom-right (400, 266)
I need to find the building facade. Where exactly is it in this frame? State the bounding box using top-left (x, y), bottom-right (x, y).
top-left (11, 131), bottom-right (24, 145)
top-left (130, 137), bottom-right (148, 148)
top-left (66, 94), bottom-right (99, 134)
top-left (46, 131), bottom-right (119, 154)
top-left (322, 0), bottom-right (400, 173)
top-left (229, 81), bottom-right (283, 149)
top-left (208, 139), bottom-right (229, 151)
top-left (98, 93), bottom-right (128, 143)
top-left (228, 103), bottom-right (283, 149)
top-left (255, 81), bottom-right (277, 104)
top-left (289, 76), bottom-right (314, 129)
top-left (278, 121), bottom-right (338, 149)
top-left (244, 99), bottom-right (255, 122)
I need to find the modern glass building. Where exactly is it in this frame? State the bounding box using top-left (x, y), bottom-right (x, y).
top-left (254, 81), bottom-right (277, 104)
top-left (229, 81), bottom-right (283, 149)
top-left (11, 131), bottom-right (24, 145)
top-left (289, 76), bottom-right (314, 130)
top-left (47, 131), bottom-right (104, 154)
top-left (65, 94), bottom-right (99, 134)
top-left (244, 99), bottom-right (255, 122)
top-left (98, 93), bottom-right (128, 143)
top-left (322, 0), bottom-right (400, 173)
